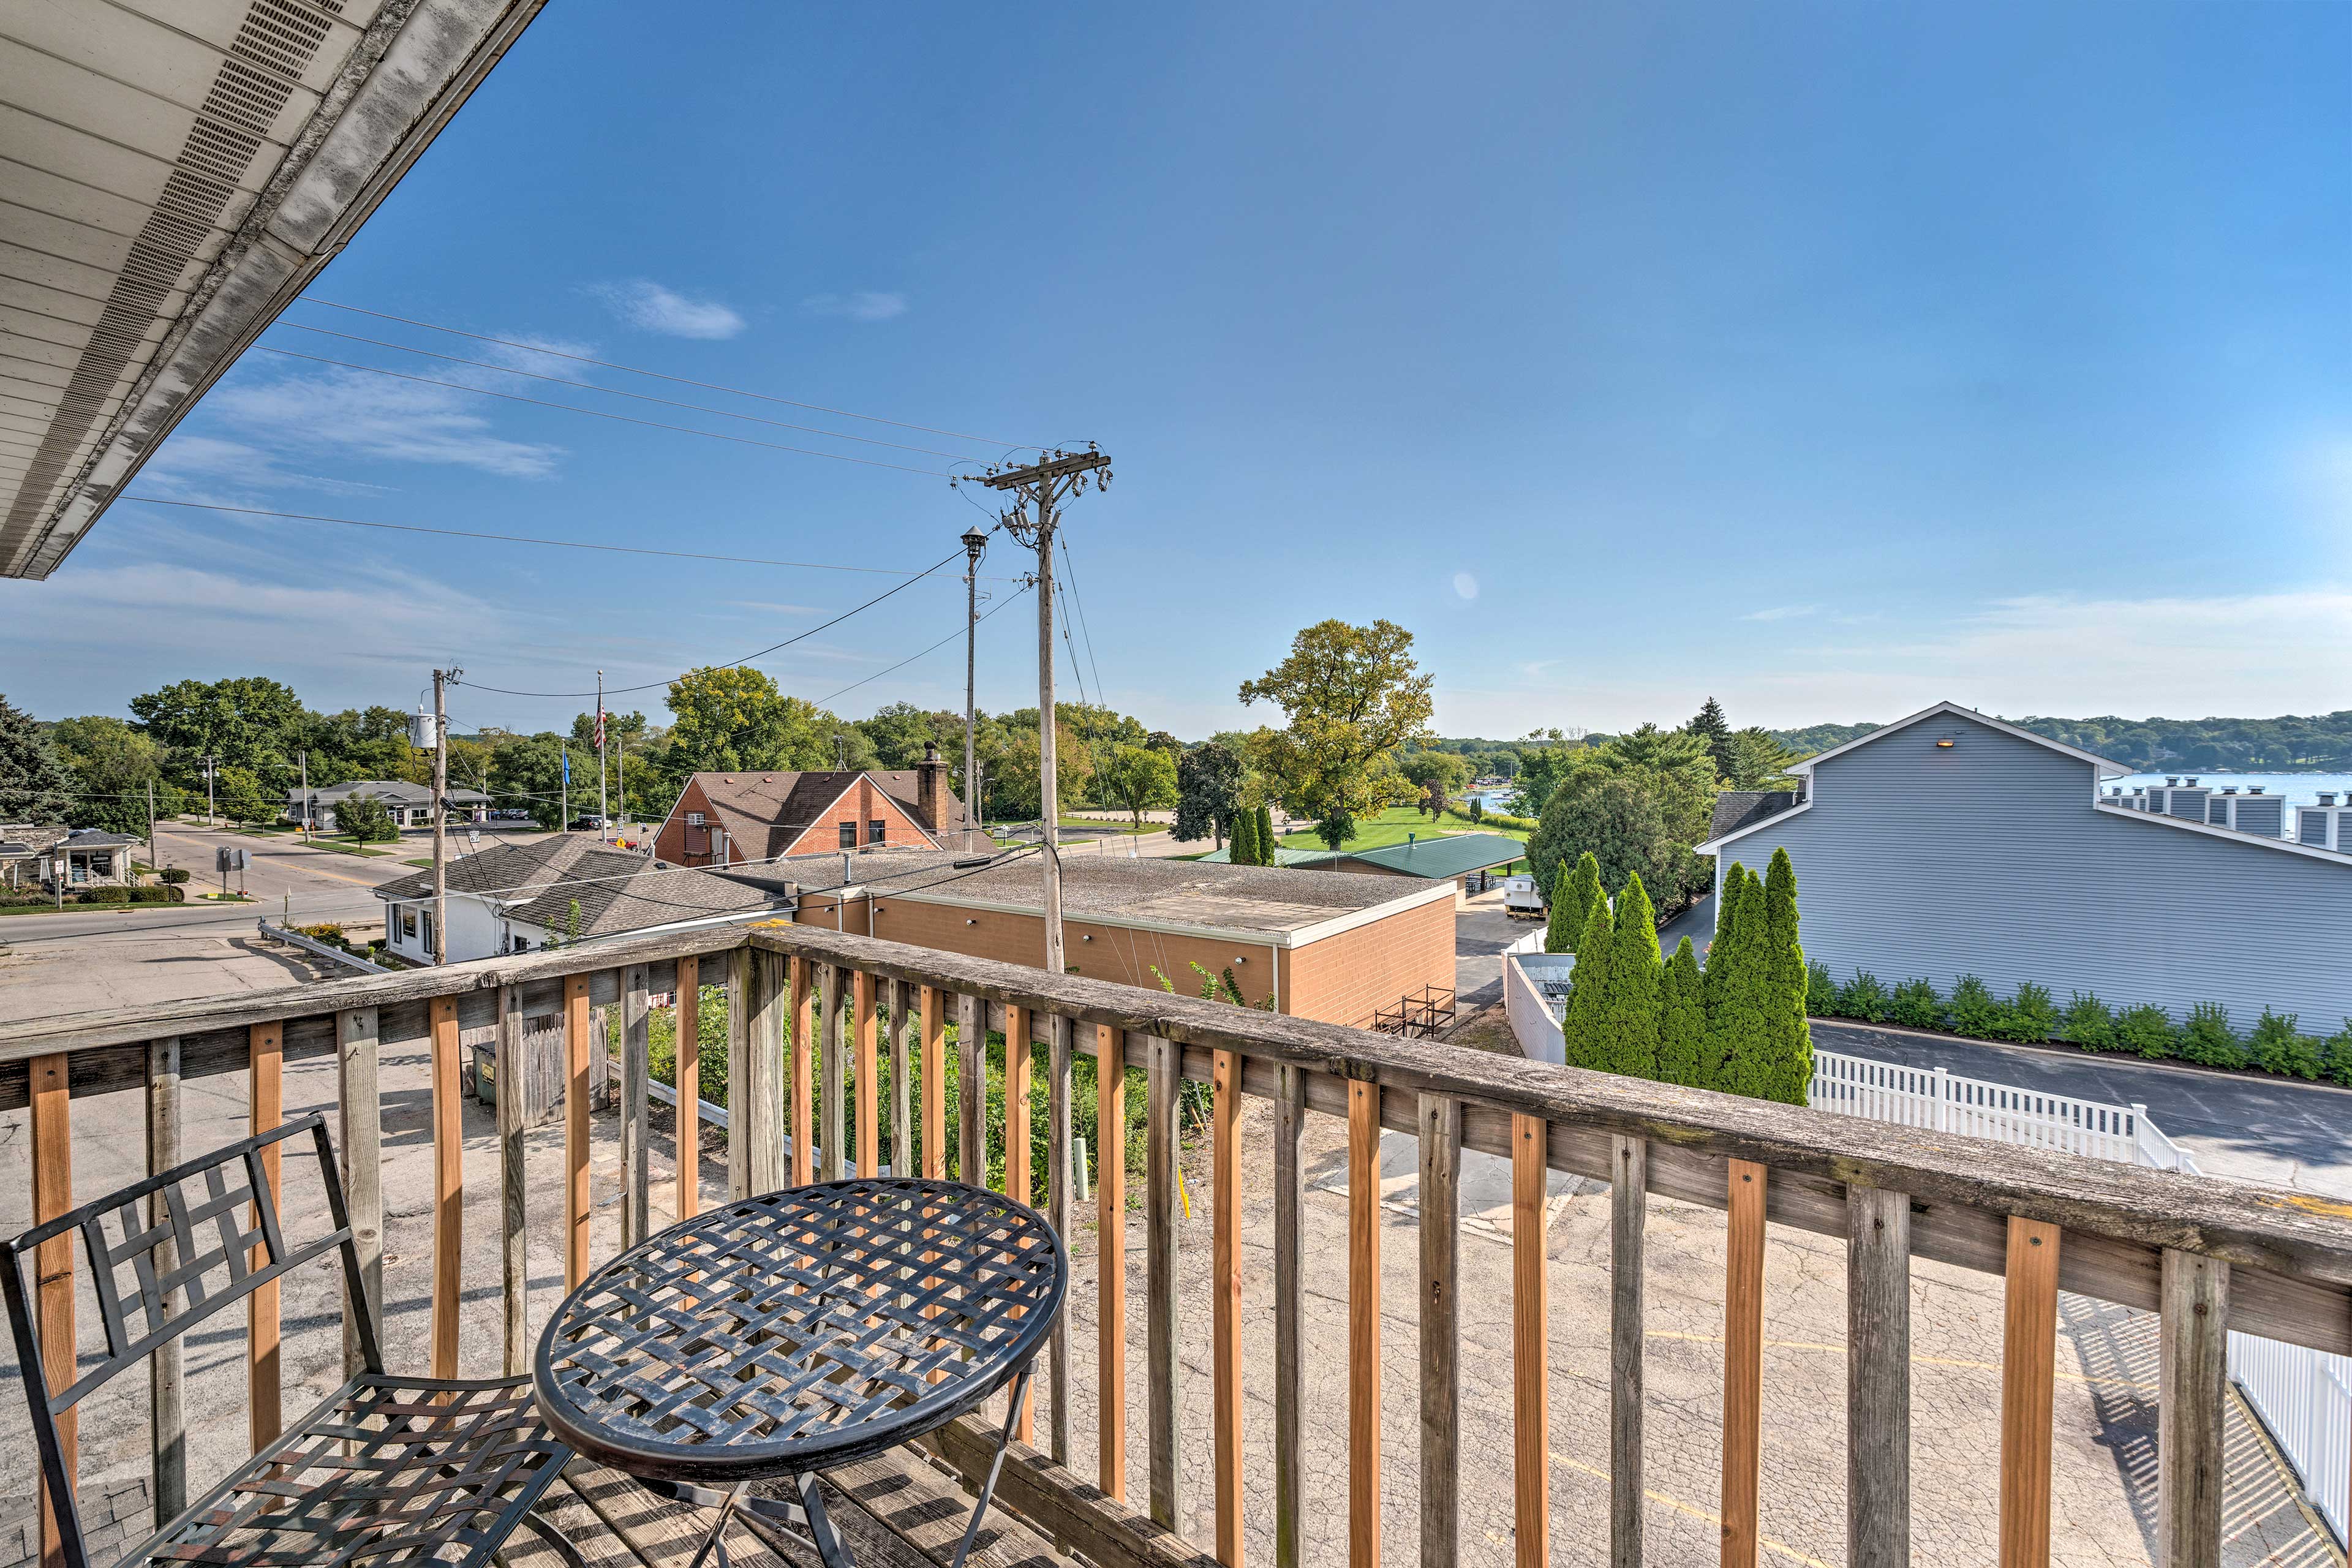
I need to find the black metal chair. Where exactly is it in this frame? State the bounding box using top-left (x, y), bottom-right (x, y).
top-left (1, 1113), bottom-right (578, 1568)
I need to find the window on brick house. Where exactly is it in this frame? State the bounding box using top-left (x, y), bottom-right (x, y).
top-left (869, 820), bottom-right (886, 845)
top-left (687, 812), bottom-right (704, 827)
top-left (839, 821), bottom-right (856, 848)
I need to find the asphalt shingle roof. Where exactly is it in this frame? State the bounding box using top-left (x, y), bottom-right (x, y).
top-left (377, 835), bottom-right (783, 939)
top-left (687, 768), bottom-right (974, 858)
top-left (1708, 790), bottom-right (1800, 842)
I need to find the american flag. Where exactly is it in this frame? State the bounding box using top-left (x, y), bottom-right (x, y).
top-left (594, 708), bottom-right (606, 747)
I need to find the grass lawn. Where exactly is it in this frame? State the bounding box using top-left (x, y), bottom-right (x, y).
top-left (402, 858), bottom-right (434, 869)
top-left (305, 840), bottom-right (395, 859)
top-left (1275, 805), bottom-right (1529, 855)
top-left (1058, 813), bottom-right (1159, 835)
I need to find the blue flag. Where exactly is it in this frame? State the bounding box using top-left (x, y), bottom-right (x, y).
top-left (561, 748), bottom-right (570, 786)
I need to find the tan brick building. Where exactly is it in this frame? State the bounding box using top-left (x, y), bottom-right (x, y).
top-left (772, 850), bottom-right (1455, 1031)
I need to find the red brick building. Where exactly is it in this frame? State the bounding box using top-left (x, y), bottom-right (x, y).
top-left (654, 744), bottom-right (977, 867)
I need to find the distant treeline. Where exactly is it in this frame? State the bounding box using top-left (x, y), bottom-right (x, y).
top-left (1770, 712), bottom-right (2352, 772)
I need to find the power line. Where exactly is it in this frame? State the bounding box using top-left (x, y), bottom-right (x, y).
top-left (255, 348), bottom-right (954, 476)
top-left (116, 496), bottom-right (1021, 578)
top-left (816, 581), bottom-right (1034, 706)
top-left (302, 298), bottom-right (1039, 449)
top-left (276, 323), bottom-right (984, 459)
top-left (456, 543), bottom-right (971, 698)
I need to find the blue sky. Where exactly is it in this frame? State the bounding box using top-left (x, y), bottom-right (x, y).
top-left (6, 1), bottom-right (2348, 740)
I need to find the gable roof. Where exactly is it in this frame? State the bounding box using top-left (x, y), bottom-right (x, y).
top-left (374, 834), bottom-right (785, 938)
top-left (374, 836), bottom-right (616, 903)
top-left (1709, 790), bottom-right (1800, 842)
top-left (684, 769), bottom-right (974, 859)
top-left (1792, 701), bottom-right (2127, 778)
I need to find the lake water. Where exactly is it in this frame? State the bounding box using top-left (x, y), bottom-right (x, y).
top-left (2105, 772), bottom-right (2352, 806)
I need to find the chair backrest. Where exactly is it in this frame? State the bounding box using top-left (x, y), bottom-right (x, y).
top-left (0, 1114), bottom-right (376, 1568)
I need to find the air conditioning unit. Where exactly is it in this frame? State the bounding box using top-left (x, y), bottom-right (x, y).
top-left (2146, 782), bottom-right (2210, 821)
top-left (2296, 795), bottom-right (2352, 851)
top-left (2209, 788), bottom-right (2286, 837)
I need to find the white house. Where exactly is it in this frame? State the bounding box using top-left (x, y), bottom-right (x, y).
top-left (372, 837), bottom-right (786, 965)
top-left (290, 780), bottom-right (492, 831)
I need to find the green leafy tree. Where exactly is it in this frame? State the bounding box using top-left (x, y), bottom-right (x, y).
top-left (0, 695), bottom-right (76, 822)
top-left (51, 715), bottom-right (176, 832)
top-left (488, 733), bottom-right (571, 829)
top-left (663, 667), bottom-right (836, 777)
top-left (1561, 892), bottom-right (1615, 1072)
top-left (1760, 848), bottom-right (1811, 1104)
top-left (856, 702), bottom-right (956, 768)
top-left (1657, 938), bottom-right (1705, 1086)
top-left (1174, 739), bottom-right (1247, 845)
top-left (1313, 802), bottom-right (1355, 853)
top-left (1096, 744), bottom-right (1178, 830)
top-left (1239, 619), bottom-right (1435, 835)
top-left (336, 792), bottom-right (399, 843)
top-left (213, 766), bottom-right (276, 826)
top-left (130, 676), bottom-right (307, 783)
top-left (298, 706), bottom-right (413, 785)
top-left (1686, 697), bottom-right (1735, 780)
top-left (1600, 872), bottom-right (1660, 1077)
top-left (1523, 731), bottom-right (1715, 911)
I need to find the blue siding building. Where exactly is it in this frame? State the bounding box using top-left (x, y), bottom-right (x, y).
top-left (1694, 702), bottom-right (2352, 1031)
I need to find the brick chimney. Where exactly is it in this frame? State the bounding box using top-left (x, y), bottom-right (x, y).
top-left (916, 742), bottom-right (950, 834)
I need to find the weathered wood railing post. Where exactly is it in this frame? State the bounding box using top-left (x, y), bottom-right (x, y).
top-left (1512, 1113), bottom-right (1548, 1568)
top-left (497, 985), bottom-right (529, 1374)
top-left (957, 995), bottom-right (984, 1185)
top-left (31, 1052), bottom-right (72, 1568)
top-left (1348, 1073), bottom-right (1381, 1568)
top-left (1999, 1217), bottom-right (2060, 1568)
top-left (675, 956), bottom-right (700, 1219)
top-left (146, 1037), bottom-right (185, 1527)
top-left (890, 978), bottom-right (914, 1178)
top-left (819, 962), bottom-right (845, 1182)
top-left (1047, 1014), bottom-right (1073, 1466)
top-left (1212, 1046), bottom-right (1243, 1567)
top-left (431, 993), bottom-right (466, 1371)
top-left (921, 986), bottom-right (945, 1180)
top-left (1610, 1135), bottom-right (1646, 1568)
top-left (249, 1022), bottom-right (282, 1449)
top-left (1273, 1063), bottom-right (1306, 1568)
top-left (726, 947), bottom-right (753, 1201)
top-left (1721, 1159), bottom-right (1766, 1568)
top-left (748, 947), bottom-right (786, 1194)
top-left (790, 956), bottom-right (815, 1187)
top-left (333, 1008), bottom-right (383, 1391)
top-left (2158, 1249), bottom-right (2230, 1568)
top-left (854, 969), bottom-right (878, 1178)
top-left (1099, 1025), bottom-right (1131, 1502)
top-left (1419, 1093), bottom-right (1461, 1568)
top-left (621, 963), bottom-right (650, 1245)
top-left (1847, 1183), bottom-right (1910, 1568)
top-left (1146, 1033), bottom-right (1183, 1535)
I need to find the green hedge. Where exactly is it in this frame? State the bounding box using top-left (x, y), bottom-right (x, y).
top-left (1442, 804), bottom-right (1538, 834)
top-left (1806, 967), bottom-right (2352, 1084)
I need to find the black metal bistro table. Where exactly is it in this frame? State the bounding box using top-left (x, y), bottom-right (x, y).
top-left (533, 1178), bottom-right (1068, 1568)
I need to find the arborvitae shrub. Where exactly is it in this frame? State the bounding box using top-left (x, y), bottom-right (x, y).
top-left (2059, 992), bottom-right (2118, 1052)
top-left (2117, 1003), bottom-right (2178, 1060)
top-left (1545, 862), bottom-right (1581, 955)
top-left (1561, 893), bottom-right (1615, 1074)
top-left (1997, 981), bottom-right (2058, 1044)
top-left (1806, 961), bottom-right (1841, 1016)
top-left (1601, 873), bottom-right (1661, 1079)
top-left (1888, 978), bottom-right (1943, 1031)
top-left (2180, 1002), bottom-right (2242, 1068)
top-left (1838, 970), bottom-right (1891, 1023)
top-left (1657, 938), bottom-right (1705, 1088)
top-left (1947, 974), bottom-right (2002, 1039)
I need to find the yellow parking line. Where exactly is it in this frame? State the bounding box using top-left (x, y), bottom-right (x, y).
top-left (1548, 1449), bottom-right (1835, 1568)
top-left (1643, 1329), bottom-right (2156, 1392)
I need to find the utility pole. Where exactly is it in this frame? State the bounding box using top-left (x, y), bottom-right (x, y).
top-left (431, 668), bottom-right (458, 966)
top-left (596, 670), bottom-right (609, 843)
top-left (298, 751), bottom-right (310, 843)
top-left (961, 525), bottom-right (988, 850)
top-left (202, 753), bottom-right (217, 827)
top-left (965, 447), bottom-right (1112, 977)
top-left (144, 780), bottom-right (155, 872)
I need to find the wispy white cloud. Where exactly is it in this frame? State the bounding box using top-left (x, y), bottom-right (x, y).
top-left (1452, 571), bottom-right (1479, 600)
top-left (1742, 604), bottom-right (1816, 622)
top-left (801, 292), bottom-right (907, 323)
top-left (137, 434), bottom-right (398, 500)
top-left (723, 600), bottom-right (829, 616)
top-left (206, 368), bottom-right (564, 478)
top-left (587, 281), bottom-right (746, 339)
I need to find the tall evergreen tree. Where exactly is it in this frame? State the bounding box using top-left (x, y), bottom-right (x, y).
top-left (1544, 862), bottom-right (1581, 954)
top-left (1714, 870), bottom-right (1779, 1098)
top-left (1657, 937), bottom-right (1705, 1087)
top-left (1229, 807), bottom-right (1260, 865)
top-left (1762, 847), bottom-right (1812, 1105)
top-left (1566, 852), bottom-right (1602, 944)
top-left (1687, 696), bottom-right (1736, 781)
top-left (1702, 863), bottom-right (1752, 1090)
top-left (1600, 872), bottom-right (1660, 1077)
top-left (1256, 805), bottom-right (1277, 864)
top-left (1560, 892), bottom-right (1614, 1072)
top-left (0, 694), bottom-right (75, 823)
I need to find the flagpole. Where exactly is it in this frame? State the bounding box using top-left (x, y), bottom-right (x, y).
top-left (560, 739), bottom-right (570, 834)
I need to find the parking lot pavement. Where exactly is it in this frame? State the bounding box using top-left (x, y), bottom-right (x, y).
top-left (1455, 892), bottom-right (1530, 1012)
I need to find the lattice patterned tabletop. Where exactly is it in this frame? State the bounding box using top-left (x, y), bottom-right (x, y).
top-left (533, 1178), bottom-right (1068, 1483)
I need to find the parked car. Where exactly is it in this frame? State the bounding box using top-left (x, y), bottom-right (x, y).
top-left (569, 815), bottom-right (607, 831)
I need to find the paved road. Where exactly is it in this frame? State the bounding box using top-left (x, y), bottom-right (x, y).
top-left (1813, 1019), bottom-right (2352, 1199)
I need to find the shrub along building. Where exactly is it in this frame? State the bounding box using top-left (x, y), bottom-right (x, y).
top-left (653, 744), bottom-right (979, 866)
top-left (1694, 699), bottom-right (2352, 1032)
top-left (750, 848), bottom-right (1457, 1031)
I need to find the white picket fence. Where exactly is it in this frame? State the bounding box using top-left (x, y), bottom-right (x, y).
top-left (2229, 1331), bottom-right (2352, 1545)
top-left (1806, 1049), bottom-right (2188, 1168)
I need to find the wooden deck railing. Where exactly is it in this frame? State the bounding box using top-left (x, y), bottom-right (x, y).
top-left (4, 922), bottom-right (2351, 1568)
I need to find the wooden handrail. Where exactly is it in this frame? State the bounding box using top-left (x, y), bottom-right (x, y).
top-left (9, 918), bottom-right (2351, 1568)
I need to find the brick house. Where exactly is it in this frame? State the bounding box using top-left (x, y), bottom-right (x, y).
top-left (654, 744), bottom-right (978, 867)
top-left (769, 849), bottom-right (1457, 1032)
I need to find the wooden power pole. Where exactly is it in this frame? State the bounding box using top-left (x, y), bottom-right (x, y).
top-left (967, 448), bottom-right (1112, 977)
